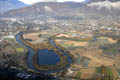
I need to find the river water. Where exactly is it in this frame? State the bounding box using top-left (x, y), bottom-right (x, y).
top-left (16, 32), bottom-right (72, 74)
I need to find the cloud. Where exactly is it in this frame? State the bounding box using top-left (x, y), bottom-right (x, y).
top-left (87, 1), bottom-right (120, 10)
top-left (57, 0), bottom-right (86, 2)
top-left (19, 0), bottom-right (56, 4)
top-left (19, 0), bottom-right (86, 4)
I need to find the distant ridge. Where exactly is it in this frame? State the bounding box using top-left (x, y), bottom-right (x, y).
top-left (0, 0), bottom-right (26, 13)
top-left (89, 0), bottom-right (120, 3)
top-left (1, 1), bottom-right (120, 22)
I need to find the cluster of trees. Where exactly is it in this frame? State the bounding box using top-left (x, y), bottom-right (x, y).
top-left (55, 36), bottom-right (93, 42)
top-left (52, 38), bottom-right (75, 64)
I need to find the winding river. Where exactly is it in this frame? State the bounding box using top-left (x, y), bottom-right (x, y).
top-left (16, 32), bottom-right (73, 74)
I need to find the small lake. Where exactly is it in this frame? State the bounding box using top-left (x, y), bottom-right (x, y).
top-left (38, 49), bottom-right (60, 65)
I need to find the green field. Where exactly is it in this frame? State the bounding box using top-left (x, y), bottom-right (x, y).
top-left (100, 44), bottom-right (118, 57)
top-left (106, 67), bottom-right (112, 76)
top-left (76, 71), bottom-right (82, 78)
top-left (96, 66), bottom-right (112, 75)
top-left (62, 44), bottom-right (74, 48)
top-left (39, 34), bottom-right (51, 38)
top-left (96, 67), bottom-right (102, 74)
top-left (89, 39), bottom-right (110, 46)
top-left (16, 48), bottom-right (24, 53)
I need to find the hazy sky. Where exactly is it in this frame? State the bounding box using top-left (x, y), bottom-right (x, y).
top-left (19, 0), bottom-right (86, 4)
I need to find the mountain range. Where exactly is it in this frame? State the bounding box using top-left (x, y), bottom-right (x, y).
top-left (0, 0), bottom-right (26, 13)
top-left (89, 0), bottom-right (120, 2)
top-left (0, 0), bottom-right (120, 24)
top-left (2, 1), bottom-right (120, 17)
top-left (0, 0), bottom-right (119, 14)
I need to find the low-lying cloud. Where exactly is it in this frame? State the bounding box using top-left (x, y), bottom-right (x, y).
top-left (87, 1), bottom-right (120, 10)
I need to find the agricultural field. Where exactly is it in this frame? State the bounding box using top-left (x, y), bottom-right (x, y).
top-left (72, 66), bottom-right (119, 79)
top-left (55, 33), bottom-right (119, 68)
top-left (23, 32), bottom-right (52, 45)
top-left (55, 39), bottom-right (88, 49)
top-left (73, 68), bottom-right (100, 79)
top-left (96, 66), bottom-right (113, 76)
top-left (23, 31), bottom-right (53, 40)
top-left (23, 32), bottom-right (48, 40)
top-left (21, 31), bottom-right (120, 78)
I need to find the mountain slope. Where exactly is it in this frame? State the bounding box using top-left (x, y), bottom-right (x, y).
top-left (89, 0), bottom-right (120, 3)
top-left (3, 2), bottom-right (85, 18)
top-left (0, 0), bottom-right (26, 13)
top-left (2, 1), bottom-right (120, 22)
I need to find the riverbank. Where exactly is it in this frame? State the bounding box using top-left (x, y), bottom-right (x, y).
top-left (16, 32), bottom-right (73, 73)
